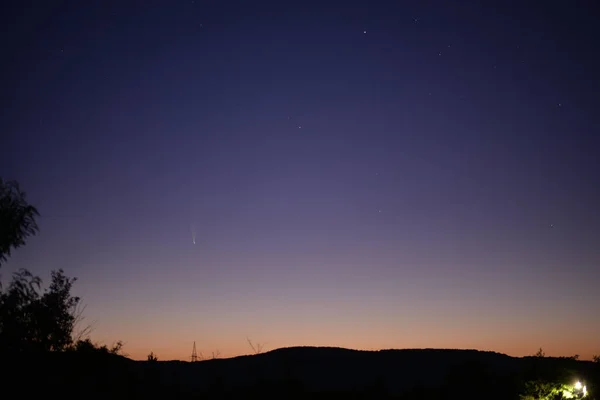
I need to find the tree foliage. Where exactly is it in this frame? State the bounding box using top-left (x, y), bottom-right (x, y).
top-left (520, 380), bottom-right (570, 400)
top-left (0, 268), bottom-right (80, 352)
top-left (0, 178), bottom-right (40, 267)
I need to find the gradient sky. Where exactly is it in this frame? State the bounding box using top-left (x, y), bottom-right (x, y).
top-left (2, 1), bottom-right (599, 361)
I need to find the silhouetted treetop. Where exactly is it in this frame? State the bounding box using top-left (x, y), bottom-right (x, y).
top-left (0, 178), bottom-right (39, 267)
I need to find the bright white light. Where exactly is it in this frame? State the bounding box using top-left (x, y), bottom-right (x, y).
top-left (575, 381), bottom-right (582, 390)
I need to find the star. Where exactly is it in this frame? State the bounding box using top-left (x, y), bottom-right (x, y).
top-left (363, 30), bottom-right (367, 34)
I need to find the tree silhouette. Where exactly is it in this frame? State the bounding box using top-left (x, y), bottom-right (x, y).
top-left (534, 347), bottom-right (546, 358)
top-left (0, 179), bottom-right (122, 356)
top-left (0, 178), bottom-right (40, 268)
top-left (0, 268), bottom-right (80, 352)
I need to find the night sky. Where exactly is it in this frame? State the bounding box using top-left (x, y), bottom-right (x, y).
top-left (3, 1), bottom-right (599, 361)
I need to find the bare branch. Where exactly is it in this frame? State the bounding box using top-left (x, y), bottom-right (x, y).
top-left (72, 303), bottom-right (96, 343)
top-left (247, 337), bottom-right (266, 354)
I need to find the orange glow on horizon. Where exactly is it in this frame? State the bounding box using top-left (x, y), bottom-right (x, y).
top-left (98, 333), bottom-right (600, 362)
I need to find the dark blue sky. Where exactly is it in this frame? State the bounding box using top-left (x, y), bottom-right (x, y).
top-left (3, 1), bottom-right (599, 360)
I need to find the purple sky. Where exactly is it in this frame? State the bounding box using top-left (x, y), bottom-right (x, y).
top-left (3, 1), bottom-right (599, 360)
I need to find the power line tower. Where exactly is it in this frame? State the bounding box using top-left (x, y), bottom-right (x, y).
top-left (191, 341), bottom-right (199, 362)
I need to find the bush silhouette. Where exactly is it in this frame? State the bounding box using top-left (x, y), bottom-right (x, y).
top-left (71, 337), bottom-right (125, 355)
top-left (0, 268), bottom-right (80, 352)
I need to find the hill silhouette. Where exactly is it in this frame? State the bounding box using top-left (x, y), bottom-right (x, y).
top-left (3, 346), bottom-right (598, 399)
top-left (155, 346), bottom-right (517, 392)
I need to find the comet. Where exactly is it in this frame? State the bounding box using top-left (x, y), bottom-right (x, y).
top-left (190, 223), bottom-right (196, 245)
